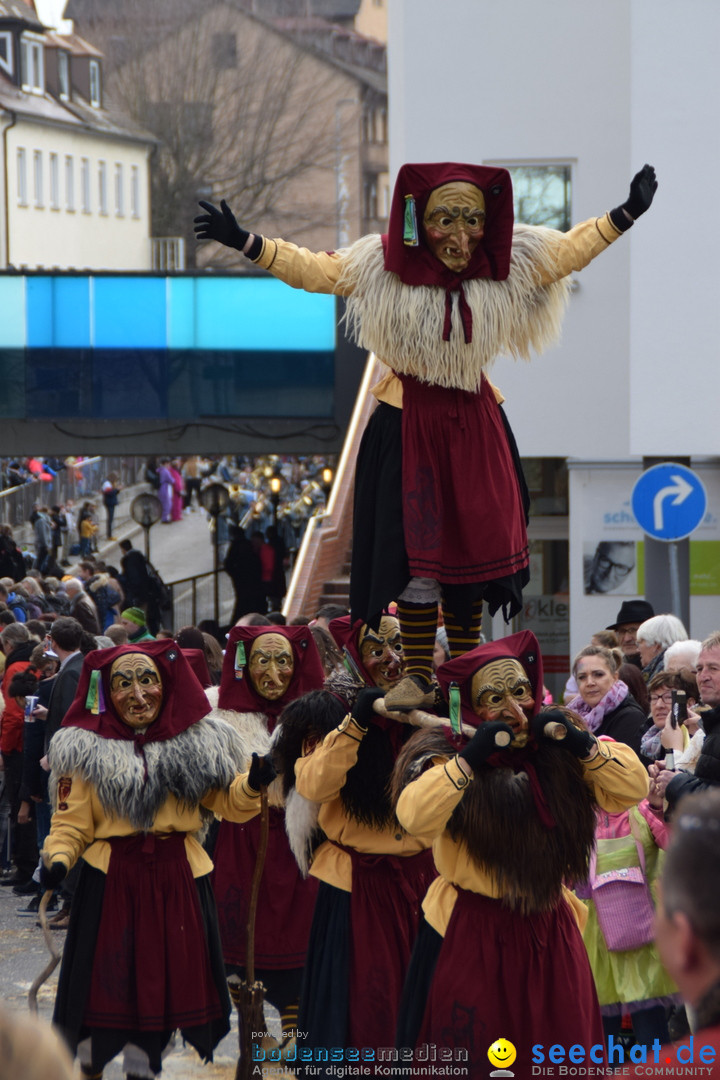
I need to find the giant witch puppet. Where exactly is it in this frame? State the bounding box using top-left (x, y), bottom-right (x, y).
top-left (195, 163), bottom-right (657, 708)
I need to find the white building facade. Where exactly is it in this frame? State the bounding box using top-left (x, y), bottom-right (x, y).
top-left (388, 0), bottom-right (720, 676)
top-left (0, 0), bottom-right (154, 270)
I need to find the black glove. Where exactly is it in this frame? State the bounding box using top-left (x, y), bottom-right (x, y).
top-left (194, 199), bottom-right (250, 252)
top-left (609, 164), bottom-right (657, 231)
top-left (247, 752), bottom-right (277, 792)
top-left (39, 861), bottom-right (67, 891)
top-left (459, 721), bottom-right (513, 771)
top-left (533, 709), bottom-right (596, 759)
top-left (351, 687), bottom-right (385, 730)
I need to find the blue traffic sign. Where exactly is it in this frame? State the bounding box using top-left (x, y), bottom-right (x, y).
top-left (631, 464), bottom-right (707, 542)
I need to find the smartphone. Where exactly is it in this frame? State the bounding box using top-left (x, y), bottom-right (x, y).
top-left (671, 689), bottom-right (687, 729)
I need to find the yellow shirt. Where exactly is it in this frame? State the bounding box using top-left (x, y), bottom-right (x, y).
top-left (294, 714), bottom-right (434, 892)
top-left (396, 739), bottom-right (649, 936)
top-left (42, 771), bottom-right (262, 877)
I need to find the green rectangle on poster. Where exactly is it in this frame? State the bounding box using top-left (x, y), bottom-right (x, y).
top-left (690, 541), bottom-right (720, 595)
top-left (635, 540), bottom-right (720, 595)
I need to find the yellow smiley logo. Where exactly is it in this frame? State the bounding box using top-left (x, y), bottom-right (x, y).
top-left (488, 1039), bottom-right (517, 1069)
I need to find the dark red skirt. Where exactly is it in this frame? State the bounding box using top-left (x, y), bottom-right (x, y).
top-left (86, 833), bottom-right (224, 1031)
top-left (213, 807), bottom-right (318, 970)
top-left (346, 846), bottom-right (436, 1048)
top-left (52, 838), bottom-right (230, 1075)
top-left (410, 889), bottom-right (605, 1080)
top-left (400, 375), bottom-right (528, 585)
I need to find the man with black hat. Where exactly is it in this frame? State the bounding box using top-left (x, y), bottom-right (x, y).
top-left (607, 599), bottom-right (655, 668)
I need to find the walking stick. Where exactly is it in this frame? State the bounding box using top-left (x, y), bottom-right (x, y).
top-left (28, 890), bottom-right (61, 1013)
top-left (229, 774), bottom-right (270, 1080)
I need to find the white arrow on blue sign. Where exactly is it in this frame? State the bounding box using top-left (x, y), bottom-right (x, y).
top-left (631, 463), bottom-right (707, 542)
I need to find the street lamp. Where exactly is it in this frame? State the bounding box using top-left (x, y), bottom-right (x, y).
top-left (200, 482), bottom-right (231, 625)
top-left (269, 475), bottom-right (282, 531)
top-left (130, 493), bottom-right (162, 560)
top-left (321, 467), bottom-right (334, 510)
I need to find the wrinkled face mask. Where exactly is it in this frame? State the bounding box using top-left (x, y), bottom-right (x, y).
top-left (359, 616), bottom-right (404, 690)
top-left (109, 653), bottom-right (163, 730)
top-left (423, 181), bottom-right (486, 272)
top-left (470, 657), bottom-right (534, 747)
top-left (248, 633), bottom-right (294, 701)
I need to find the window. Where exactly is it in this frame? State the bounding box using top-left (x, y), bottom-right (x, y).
top-left (98, 160), bottom-right (107, 214)
top-left (114, 163), bottom-right (124, 216)
top-left (130, 165), bottom-right (140, 218)
top-left (0, 31), bottom-right (13, 76)
top-left (503, 163), bottom-right (572, 231)
top-left (16, 148), bottom-right (27, 206)
top-left (212, 33), bottom-right (237, 68)
top-left (81, 157), bottom-right (91, 212)
top-left (364, 177), bottom-right (378, 220)
top-left (58, 50), bottom-right (69, 98)
top-left (33, 150), bottom-right (43, 208)
top-left (89, 59), bottom-right (101, 107)
top-left (65, 155), bottom-right (74, 211)
top-left (20, 36), bottom-right (44, 92)
top-left (49, 152), bottom-right (59, 209)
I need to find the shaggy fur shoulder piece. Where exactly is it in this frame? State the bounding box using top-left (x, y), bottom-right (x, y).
top-left (205, 707), bottom-right (271, 762)
top-left (390, 729), bottom-right (597, 915)
top-left (390, 728), bottom-right (455, 810)
top-left (337, 229), bottom-right (572, 393)
top-left (48, 716), bottom-right (252, 831)
top-left (284, 786), bottom-right (323, 876)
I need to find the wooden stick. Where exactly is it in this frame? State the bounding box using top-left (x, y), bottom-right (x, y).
top-left (372, 700), bottom-right (568, 743)
top-left (28, 890), bottom-right (61, 1013)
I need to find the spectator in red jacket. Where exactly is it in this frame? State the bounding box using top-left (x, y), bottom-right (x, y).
top-left (0, 623), bottom-right (38, 890)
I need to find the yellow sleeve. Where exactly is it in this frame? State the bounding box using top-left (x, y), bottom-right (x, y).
top-left (535, 213), bottom-right (624, 285)
top-left (294, 715), bottom-right (366, 803)
top-left (42, 774), bottom-right (96, 872)
top-left (582, 739), bottom-right (649, 811)
top-left (202, 771), bottom-right (262, 822)
top-left (253, 237), bottom-right (348, 296)
top-left (395, 755), bottom-right (470, 839)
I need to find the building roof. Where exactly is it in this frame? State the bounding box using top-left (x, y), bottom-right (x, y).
top-left (0, 66), bottom-right (156, 143)
top-left (0, 0), bottom-right (44, 29)
top-left (44, 28), bottom-right (103, 57)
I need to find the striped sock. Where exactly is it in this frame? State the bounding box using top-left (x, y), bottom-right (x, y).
top-left (396, 600), bottom-right (438, 684)
top-left (443, 598), bottom-right (483, 659)
top-left (281, 1001), bottom-right (299, 1041)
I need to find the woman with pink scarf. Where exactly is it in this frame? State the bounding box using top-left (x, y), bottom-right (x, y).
top-left (568, 644), bottom-right (648, 760)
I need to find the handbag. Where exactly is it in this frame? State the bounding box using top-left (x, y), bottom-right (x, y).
top-left (588, 809), bottom-right (655, 952)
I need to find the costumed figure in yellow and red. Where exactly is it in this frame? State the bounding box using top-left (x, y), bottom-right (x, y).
top-left (195, 164), bottom-right (657, 712)
top-left (269, 613), bottom-right (437, 1065)
top-left (390, 631), bottom-right (649, 1080)
top-left (210, 623), bottom-right (326, 1050)
top-left (41, 640), bottom-right (274, 1080)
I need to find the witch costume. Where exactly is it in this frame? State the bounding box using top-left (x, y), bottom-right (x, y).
top-left (210, 624), bottom-right (326, 1040)
top-left (43, 640), bottom-right (266, 1078)
top-left (391, 631), bottom-right (649, 1080)
top-left (275, 614), bottom-right (437, 1064)
top-left (194, 163), bottom-right (657, 708)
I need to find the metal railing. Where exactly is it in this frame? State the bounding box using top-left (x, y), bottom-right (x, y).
top-left (0, 456), bottom-right (145, 538)
top-left (151, 237), bottom-right (186, 271)
top-left (167, 568), bottom-right (235, 633)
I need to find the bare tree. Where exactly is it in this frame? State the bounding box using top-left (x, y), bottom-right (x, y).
top-left (96, 0), bottom-right (359, 266)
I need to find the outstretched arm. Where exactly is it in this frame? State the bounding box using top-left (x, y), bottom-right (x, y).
top-left (535, 164), bottom-right (658, 284)
top-left (194, 198), bottom-right (346, 294)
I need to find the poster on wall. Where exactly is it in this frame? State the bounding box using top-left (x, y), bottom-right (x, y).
top-left (583, 540), bottom-right (638, 596)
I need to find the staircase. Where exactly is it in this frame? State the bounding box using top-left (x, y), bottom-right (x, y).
top-left (316, 556), bottom-right (352, 610)
top-left (284, 355), bottom-right (381, 621)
